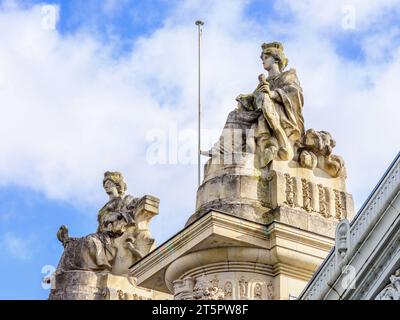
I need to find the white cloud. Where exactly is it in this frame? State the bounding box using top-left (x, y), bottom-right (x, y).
top-left (0, 1), bottom-right (399, 242)
top-left (275, 0), bottom-right (400, 31)
top-left (1, 232), bottom-right (33, 261)
top-left (269, 0), bottom-right (400, 203)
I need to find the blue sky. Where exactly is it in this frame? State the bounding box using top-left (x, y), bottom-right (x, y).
top-left (0, 0), bottom-right (399, 299)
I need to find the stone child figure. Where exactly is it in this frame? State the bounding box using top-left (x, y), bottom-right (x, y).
top-left (55, 171), bottom-right (154, 275)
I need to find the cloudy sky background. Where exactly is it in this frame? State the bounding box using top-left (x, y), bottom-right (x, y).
top-left (0, 0), bottom-right (399, 299)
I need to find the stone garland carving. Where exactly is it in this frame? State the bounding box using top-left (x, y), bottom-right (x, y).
top-left (375, 269), bottom-right (400, 300)
top-left (302, 179), bottom-right (312, 212)
top-left (193, 277), bottom-right (224, 300)
top-left (284, 173), bottom-right (294, 207)
top-left (341, 192), bottom-right (347, 219)
top-left (318, 184), bottom-right (327, 217)
top-left (281, 172), bottom-right (347, 220)
top-left (334, 190), bottom-right (346, 219)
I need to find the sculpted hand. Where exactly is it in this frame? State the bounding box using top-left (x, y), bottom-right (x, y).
top-left (256, 74), bottom-right (270, 93)
top-left (256, 84), bottom-right (271, 94)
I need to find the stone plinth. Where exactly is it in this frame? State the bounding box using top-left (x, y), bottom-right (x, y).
top-left (189, 153), bottom-right (268, 225)
top-left (188, 153), bottom-right (354, 228)
top-left (130, 210), bottom-right (334, 300)
top-left (49, 270), bottom-right (172, 300)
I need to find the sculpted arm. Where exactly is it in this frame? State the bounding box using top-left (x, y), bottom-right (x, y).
top-left (253, 74), bottom-right (283, 103)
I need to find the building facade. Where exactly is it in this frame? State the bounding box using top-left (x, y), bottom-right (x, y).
top-left (300, 153), bottom-right (400, 300)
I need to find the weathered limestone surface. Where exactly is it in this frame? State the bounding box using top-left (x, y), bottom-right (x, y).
top-left (188, 41), bottom-right (353, 227)
top-left (189, 156), bottom-right (353, 229)
top-left (50, 41), bottom-right (355, 301)
top-left (48, 171), bottom-right (171, 300)
top-left (133, 41), bottom-right (354, 300)
top-left (131, 210), bottom-right (334, 300)
top-left (49, 271), bottom-right (171, 300)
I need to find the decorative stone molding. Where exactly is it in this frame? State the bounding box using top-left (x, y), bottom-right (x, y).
top-left (172, 275), bottom-right (277, 300)
top-left (318, 184), bottom-right (327, 217)
top-left (49, 271), bottom-right (171, 300)
top-left (357, 238), bottom-right (400, 300)
top-left (302, 178), bottom-right (312, 212)
top-left (273, 171), bottom-right (352, 220)
top-left (193, 276), bottom-right (225, 300)
top-left (172, 278), bottom-right (195, 300)
top-left (334, 190), bottom-right (345, 219)
top-left (132, 209), bottom-right (335, 300)
top-left (300, 153), bottom-right (400, 300)
top-left (224, 281), bottom-right (233, 299)
top-left (254, 283), bottom-right (263, 299)
top-left (335, 219), bottom-right (350, 263)
top-left (284, 173), bottom-right (295, 207)
top-left (239, 276), bottom-right (249, 299)
top-left (375, 269), bottom-right (400, 300)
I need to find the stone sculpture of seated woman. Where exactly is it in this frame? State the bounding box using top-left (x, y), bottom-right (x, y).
top-left (55, 171), bottom-right (157, 275)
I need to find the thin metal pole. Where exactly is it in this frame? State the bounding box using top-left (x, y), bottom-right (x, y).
top-left (195, 20), bottom-right (204, 187)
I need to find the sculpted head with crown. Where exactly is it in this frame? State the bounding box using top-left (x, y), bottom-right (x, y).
top-left (260, 41), bottom-right (288, 73)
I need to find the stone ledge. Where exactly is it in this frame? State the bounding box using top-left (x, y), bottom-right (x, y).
top-left (266, 205), bottom-right (339, 238)
top-left (131, 209), bottom-right (334, 298)
top-left (49, 270), bottom-right (171, 300)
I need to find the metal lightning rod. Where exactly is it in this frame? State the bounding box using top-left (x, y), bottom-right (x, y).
top-left (195, 20), bottom-right (204, 187)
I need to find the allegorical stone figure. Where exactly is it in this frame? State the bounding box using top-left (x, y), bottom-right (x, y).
top-left (204, 41), bottom-right (345, 177)
top-left (252, 42), bottom-right (304, 163)
top-left (55, 171), bottom-right (154, 274)
top-left (205, 42), bottom-right (304, 165)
